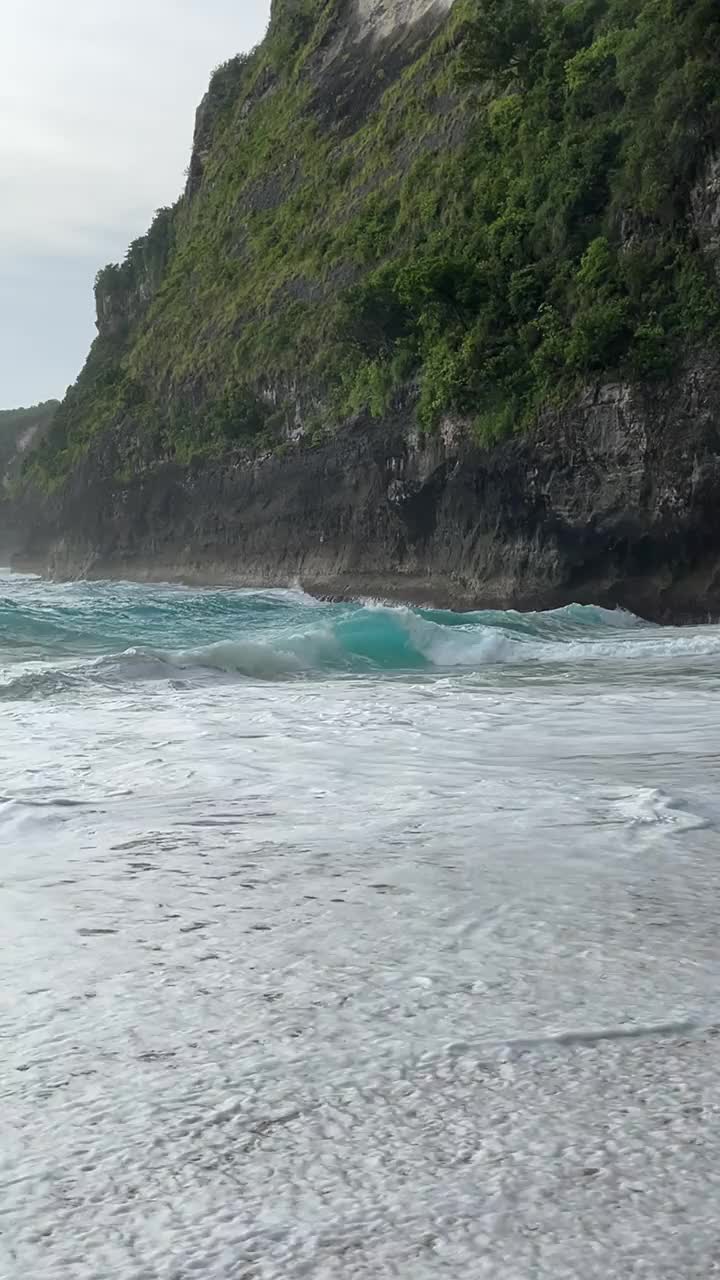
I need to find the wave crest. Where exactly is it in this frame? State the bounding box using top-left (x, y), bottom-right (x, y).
top-left (112, 602), bottom-right (719, 680)
top-left (2, 592), bottom-right (719, 698)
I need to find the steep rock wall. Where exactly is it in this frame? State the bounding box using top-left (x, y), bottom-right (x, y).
top-left (8, 0), bottom-right (720, 619)
top-left (15, 356), bottom-right (720, 622)
top-left (354, 0), bottom-right (454, 40)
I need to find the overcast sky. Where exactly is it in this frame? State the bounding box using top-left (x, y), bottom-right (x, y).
top-left (1, 0), bottom-right (271, 409)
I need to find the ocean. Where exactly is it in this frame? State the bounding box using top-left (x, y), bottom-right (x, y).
top-left (2, 570), bottom-right (720, 1278)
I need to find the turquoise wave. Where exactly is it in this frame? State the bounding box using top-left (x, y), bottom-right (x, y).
top-left (1, 574), bottom-right (718, 695)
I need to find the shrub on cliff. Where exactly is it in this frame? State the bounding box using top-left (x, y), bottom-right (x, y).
top-left (339, 0), bottom-right (720, 432)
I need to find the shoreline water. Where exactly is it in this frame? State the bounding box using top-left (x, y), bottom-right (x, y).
top-left (10, 555), bottom-right (718, 626)
top-left (3, 572), bottom-right (720, 1276)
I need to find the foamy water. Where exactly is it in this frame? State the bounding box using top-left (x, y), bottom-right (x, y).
top-left (2, 573), bottom-right (720, 1278)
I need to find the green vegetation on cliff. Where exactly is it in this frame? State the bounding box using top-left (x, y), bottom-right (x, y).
top-left (28, 0), bottom-right (720, 487)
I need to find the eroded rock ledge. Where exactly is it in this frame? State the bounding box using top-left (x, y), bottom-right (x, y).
top-left (14, 357), bottom-right (720, 623)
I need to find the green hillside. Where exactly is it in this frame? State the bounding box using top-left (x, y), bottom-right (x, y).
top-left (26, 0), bottom-right (720, 491)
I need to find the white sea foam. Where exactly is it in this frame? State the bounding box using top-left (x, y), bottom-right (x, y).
top-left (3, 578), bottom-right (720, 1277)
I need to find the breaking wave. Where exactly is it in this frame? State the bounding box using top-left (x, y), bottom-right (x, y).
top-left (2, 578), bottom-right (720, 697)
top-left (126, 604), bottom-right (720, 678)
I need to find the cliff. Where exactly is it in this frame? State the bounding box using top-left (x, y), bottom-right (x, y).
top-left (11, 354), bottom-right (720, 621)
top-left (9, 0), bottom-right (720, 618)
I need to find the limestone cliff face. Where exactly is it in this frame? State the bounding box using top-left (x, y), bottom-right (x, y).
top-left (14, 355), bottom-right (720, 622)
top-left (93, 205), bottom-right (175, 340)
top-left (692, 150), bottom-right (720, 281)
top-left (351, 0), bottom-right (453, 39)
top-left (8, 0), bottom-right (720, 618)
top-left (95, 275), bottom-right (155, 340)
top-left (273, 0), bottom-right (453, 39)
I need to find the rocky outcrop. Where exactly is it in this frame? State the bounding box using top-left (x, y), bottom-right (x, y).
top-left (352, 0), bottom-right (453, 41)
top-left (14, 356), bottom-right (720, 622)
top-left (94, 276), bottom-right (155, 340)
top-left (94, 206), bottom-right (175, 339)
top-left (691, 150), bottom-right (720, 278)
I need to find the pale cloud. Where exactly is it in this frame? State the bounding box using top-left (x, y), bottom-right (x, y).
top-left (1, 0), bottom-right (271, 406)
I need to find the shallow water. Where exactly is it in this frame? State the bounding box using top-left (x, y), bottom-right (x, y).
top-left (2, 572), bottom-right (720, 1278)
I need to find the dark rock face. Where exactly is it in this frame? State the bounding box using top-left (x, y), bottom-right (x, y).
top-left (94, 278), bottom-right (154, 340)
top-left (691, 150), bottom-right (720, 280)
top-left (13, 356), bottom-right (720, 622)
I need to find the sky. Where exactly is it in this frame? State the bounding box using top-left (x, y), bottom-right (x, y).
top-left (1, 0), bottom-right (272, 410)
